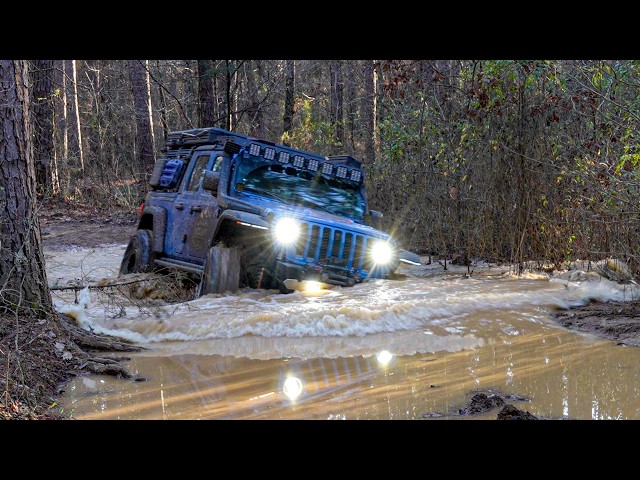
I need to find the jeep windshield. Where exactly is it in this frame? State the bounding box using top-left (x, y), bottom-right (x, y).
top-left (233, 152), bottom-right (366, 220)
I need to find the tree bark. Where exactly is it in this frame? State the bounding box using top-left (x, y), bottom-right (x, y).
top-left (197, 60), bottom-right (216, 127)
top-left (283, 60), bottom-right (295, 136)
top-left (29, 60), bottom-right (55, 198)
top-left (129, 60), bottom-right (156, 174)
top-left (0, 60), bottom-right (53, 316)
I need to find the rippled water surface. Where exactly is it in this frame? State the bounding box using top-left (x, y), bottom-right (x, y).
top-left (47, 245), bottom-right (640, 420)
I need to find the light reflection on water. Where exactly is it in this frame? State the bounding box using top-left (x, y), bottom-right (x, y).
top-left (49, 246), bottom-right (640, 420)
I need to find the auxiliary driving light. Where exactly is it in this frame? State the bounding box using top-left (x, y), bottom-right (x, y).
top-left (293, 155), bottom-right (305, 168)
top-left (248, 143), bottom-right (261, 156)
top-left (370, 240), bottom-right (393, 265)
top-left (264, 147), bottom-right (276, 160)
top-left (273, 217), bottom-right (300, 245)
top-left (307, 159), bottom-right (319, 171)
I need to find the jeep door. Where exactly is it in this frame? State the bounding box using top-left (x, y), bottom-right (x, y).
top-left (185, 153), bottom-right (224, 262)
top-left (166, 152), bottom-right (219, 264)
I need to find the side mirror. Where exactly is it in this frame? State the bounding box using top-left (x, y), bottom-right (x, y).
top-left (202, 170), bottom-right (220, 193)
top-left (367, 209), bottom-right (383, 230)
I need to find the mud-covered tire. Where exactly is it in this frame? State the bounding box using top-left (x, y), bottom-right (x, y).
top-left (119, 229), bottom-right (154, 275)
top-left (240, 245), bottom-right (278, 290)
top-left (199, 245), bottom-right (241, 296)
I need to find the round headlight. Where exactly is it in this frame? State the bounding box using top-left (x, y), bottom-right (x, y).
top-left (274, 217), bottom-right (300, 245)
top-left (371, 240), bottom-right (393, 265)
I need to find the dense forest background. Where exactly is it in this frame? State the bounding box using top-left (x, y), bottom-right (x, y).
top-left (29, 59), bottom-right (640, 273)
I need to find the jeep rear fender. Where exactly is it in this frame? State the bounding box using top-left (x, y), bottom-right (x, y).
top-left (140, 205), bottom-right (167, 253)
top-left (213, 210), bottom-right (270, 246)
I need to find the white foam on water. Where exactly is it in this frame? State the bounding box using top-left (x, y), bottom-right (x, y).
top-left (47, 246), bottom-right (640, 355)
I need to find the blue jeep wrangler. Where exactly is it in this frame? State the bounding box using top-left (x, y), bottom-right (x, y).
top-left (119, 127), bottom-right (420, 295)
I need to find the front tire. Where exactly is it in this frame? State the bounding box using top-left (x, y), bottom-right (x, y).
top-left (199, 245), bottom-right (241, 296)
top-left (119, 229), bottom-right (154, 275)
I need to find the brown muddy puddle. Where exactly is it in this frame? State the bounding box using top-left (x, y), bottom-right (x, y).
top-left (48, 246), bottom-right (640, 420)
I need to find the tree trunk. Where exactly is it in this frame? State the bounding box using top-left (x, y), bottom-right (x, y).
top-left (244, 60), bottom-right (265, 138)
top-left (213, 61), bottom-right (224, 128)
top-left (155, 60), bottom-right (169, 142)
top-left (361, 60), bottom-right (377, 164)
top-left (225, 60), bottom-right (233, 130)
top-left (330, 60), bottom-right (344, 150)
top-left (63, 59), bottom-right (84, 174)
top-left (129, 60), bottom-right (156, 175)
top-left (83, 60), bottom-right (108, 188)
top-left (197, 60), bottom-right (216, 127)
top-left (283, 60), bottom-right (295, 136)
top-left (29, 60), bottom-right (55, 198)
top-left (0, 60), bottom-right (53, 316)
top-left (344, 60), bottom-right (357, 153)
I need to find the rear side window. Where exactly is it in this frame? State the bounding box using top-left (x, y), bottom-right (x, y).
top-left (186, 154), bottom-right (211, 192)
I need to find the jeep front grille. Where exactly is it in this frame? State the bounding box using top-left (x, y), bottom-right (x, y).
top-left (294, 222), bottom-right (373, 271)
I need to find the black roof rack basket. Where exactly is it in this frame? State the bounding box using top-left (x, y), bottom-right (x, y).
top-left (166, 127), bottom-right (249, 149)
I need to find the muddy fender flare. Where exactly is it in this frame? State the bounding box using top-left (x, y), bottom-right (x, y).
top-left (142, 205), bottom-right (166, 253)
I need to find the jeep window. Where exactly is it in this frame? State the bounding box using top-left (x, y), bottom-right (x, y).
top-left (186, 154), bottom-right (211, 192)
top-left (212, 155), bottom-right (223, 173)
top-left (234, 152), bottom-right (366, 220)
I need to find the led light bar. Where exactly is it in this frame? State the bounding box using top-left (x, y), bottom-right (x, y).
top-left (321, 163), bottom-right (333, 175)
top-left (248, 143), bottom-right (261, 156)
top-left (307, 158), bottom-right (319, 171)
top-left (293, 155), bottom-right (305, 168)
top-left (350, 169), bottom-right (362, 182)
top-left (335, 166), bottom-right (348, 178)
top-left (278, 152), bottom-right (290, 164)
top-left (264, 147), bottom-right (276, 160)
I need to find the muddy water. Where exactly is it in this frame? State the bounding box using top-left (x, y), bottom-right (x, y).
top-left (47, 245), bottom-right (640, 420)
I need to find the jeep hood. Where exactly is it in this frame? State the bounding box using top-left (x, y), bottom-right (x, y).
top-left (255, 199), bottom-right (390, 240)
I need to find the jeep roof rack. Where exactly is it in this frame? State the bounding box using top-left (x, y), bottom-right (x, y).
top-left (165, 128), bottom-right (364, 172)
top-left (165, 127), bottom-right (250, 149)
top-left (326, 155), bottom-right (362, 169)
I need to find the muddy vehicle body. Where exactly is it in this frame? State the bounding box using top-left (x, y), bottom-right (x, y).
top-left (119, 127), bottom-right (420, 295)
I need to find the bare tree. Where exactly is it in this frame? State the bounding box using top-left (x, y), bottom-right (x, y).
top-left (129, 60), bottom-right (156, 174)
top-left (283, 60), bottom-right (295, 137)
top-left (361, 60), bottom-right (377, 164)
top-left (330, 60), bottom-right (344, 150)
top-left (29, 60), bottom-right (55, 198)
top-left (0, 60), bottom-right (53, 316)
top-left (244, 60), bottom-right (265, 138)
top-left (63, 60), bottom-right (84, 175)
top-left (197, 60), bottom-right (216, 127)
top-left (224, 60), bottom-right (234, 130)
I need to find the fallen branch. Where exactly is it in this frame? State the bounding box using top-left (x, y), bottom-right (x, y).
top-left (57, 313), bottom-right (144, 353)
top-left (49, 273), bottom-right (157, 291)
top-left (83, 358), bottom-right (134, 378)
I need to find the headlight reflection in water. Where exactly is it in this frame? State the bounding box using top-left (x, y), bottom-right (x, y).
top-left (282, 375), bottom-right (303, 401)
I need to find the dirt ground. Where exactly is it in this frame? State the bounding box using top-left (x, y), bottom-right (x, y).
top-left (39, 201), bottom-right (139, 250)
top-left (3, 199), bottom-right (640, 420)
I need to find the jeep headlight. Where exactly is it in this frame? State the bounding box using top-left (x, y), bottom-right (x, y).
top-left (273, 217), bottom-right (300, 245)
top-left (370, 240), bottom-right (393, 265)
